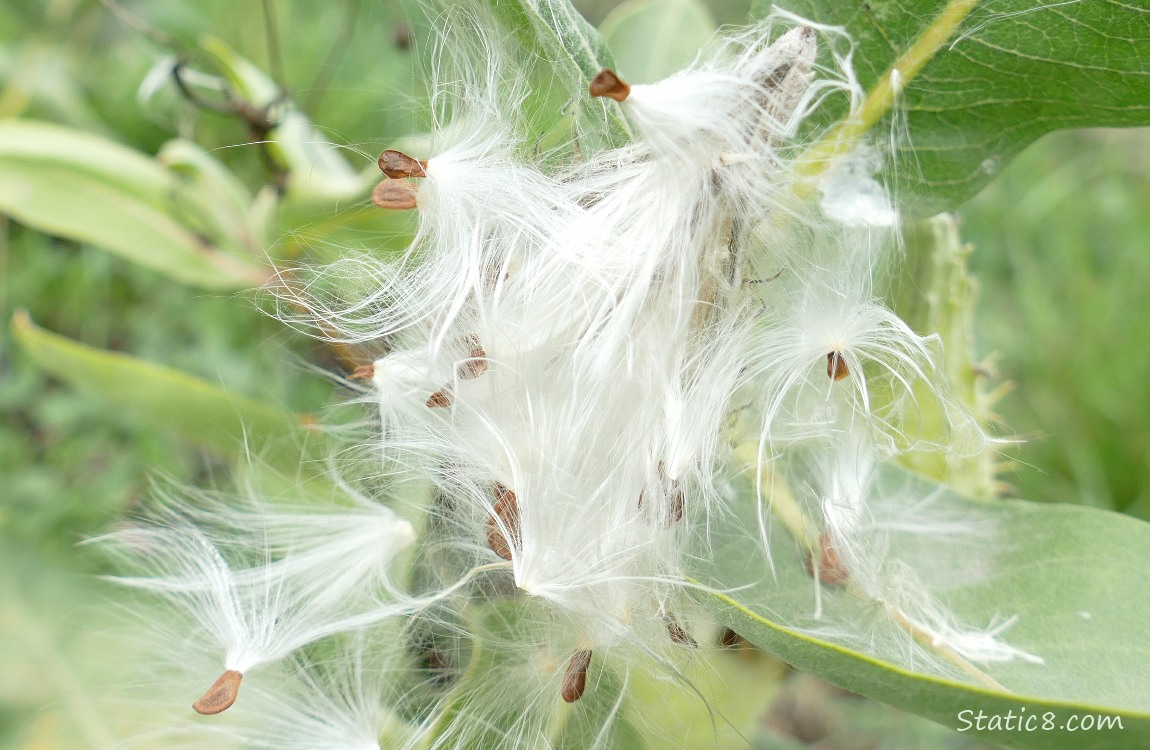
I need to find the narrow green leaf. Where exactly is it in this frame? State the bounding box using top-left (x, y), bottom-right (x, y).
top-left (198, 36), bottom-right (368, 201)
top-left (156, 138), bottom-right (275, 256)
top-left (0, 120), bottom-right (268, 289)
top-left (11, 311), bottom-right (314, 469)
top-left (760, 0), bottom-right (1150, 213)
top-left (599, 0), bottom-right (717, 84)
top-left (696, 466), bottom-right (1150, 750)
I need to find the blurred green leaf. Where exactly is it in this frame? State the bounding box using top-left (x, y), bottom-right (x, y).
top-left (963, 129), bottom-right (1150, 518)
top-left (599, 0), bottom-right (716, 84)
top-left (762, 0), bottom-right (1150, 213)
top-left (698, 465), bottom-right (1150, 750)
top-left (0, 119), bottom-right (268, 289)
top-left (157, 138), bottom-right (270, 251)
top-left (626, 638), bottom-right (787, 748)
top-left (0, 544), bottom-right (122, 750)
top-left (197, 35), bottom-right (369, 202)
top-left (11, 310), bottom-right (315, 470)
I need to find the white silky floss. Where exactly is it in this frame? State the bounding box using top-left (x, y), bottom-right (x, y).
top-left (103, 10), bottom-right (1043, 745)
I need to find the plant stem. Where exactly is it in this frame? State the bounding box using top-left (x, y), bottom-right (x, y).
top-left (793, 0), bottom-right (981, 194)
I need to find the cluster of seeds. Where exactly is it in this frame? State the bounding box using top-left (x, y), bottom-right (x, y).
top-left (102, 12), bottom-right (1040, 748)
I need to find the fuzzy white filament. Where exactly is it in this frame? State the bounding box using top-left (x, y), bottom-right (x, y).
top-left (98, 488), bottom-right (416, 690)
top-left (108, 7), bottom-right (1043, 746)
top-left (281, 9), bottom-right (1022, 671)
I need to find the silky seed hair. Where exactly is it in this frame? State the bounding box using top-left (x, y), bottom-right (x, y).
top-left (102, 8), bottom-right (1045, 745)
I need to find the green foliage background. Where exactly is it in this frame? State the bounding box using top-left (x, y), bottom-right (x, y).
top-left (1, 1), bottom-right (1148, 748)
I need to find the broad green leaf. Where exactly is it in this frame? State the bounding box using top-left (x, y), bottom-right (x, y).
top-left (625, 638), bottom-right (787, 748)
top-left (599, 0), bottom-right (717, 84)
top-left (758, 0), bottom-right (1150, 213)
top-left (477, 0), bottom-right (633, 149)
top-left (11, 311), bottom-right (315, 470)
top-left (697, 465), bottom-right (1150, 750)
top-left (0, 120), bottom-right (268, 289)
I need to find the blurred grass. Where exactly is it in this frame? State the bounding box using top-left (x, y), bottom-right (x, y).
top-left (0, 1), bottom-right (1147, 749)
top-left (961, 128), bottom-right (1150, 521)
top-left (0, 0), bottom-right (420, 562)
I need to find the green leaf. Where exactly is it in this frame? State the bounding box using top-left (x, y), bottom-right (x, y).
top-left (0, 544), bottom-right (121, 750)
top-left (759, 0), bottom-right (1150, 213)
top-left (477, 0), bottom-right (633, 149)
top-left (157, 138), bottom-right (268, 251)
top-left (599, 0), bottom-right (717, 84)
top-left (11, 311), bottom-right (315, 470)
top-left (198, 36), bottom-right (368, 202)
top-left (420, 599), bottom-right (644, 749)
top-left (0, 120), bottom-right (268, 289)
top-left (696, 465), bottom-right (1150, 749)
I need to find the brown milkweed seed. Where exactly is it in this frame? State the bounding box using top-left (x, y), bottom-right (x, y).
top-left (589, 69), bottom-right (631, 102)
top-left (639, 462), bottom-right (685, 527)
top-left (426, 387), bottom-right (454, 409)
top-left (664, 614), bottom-right (696, 648)
top-left (349, 364), bottom-right (375, 380)
top-left (192, 669), bottom-right (242, 715)
top-left (805, 532), bottom-right (850, 585)
top-left (486, 482), bottom-right (520, 560)
top-left (826, 351), bottom-right (850, 381)
top-left (378, 149), bottom-right (428, 178)
top-left (561, 649), bottom-right (593, 703)
top-left (665, 486), bottom-right (684, 527)
top-left (372, 178), bottom-right (419, 210)
top-left (456, 334), bottom-right (488, 380)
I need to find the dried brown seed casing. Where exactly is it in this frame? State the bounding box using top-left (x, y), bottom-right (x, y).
top-left (486, 482), bottom-right (520, 560)
top-left (192, 670), bottom-right (243, 715)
